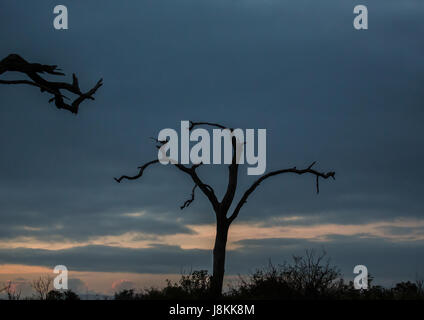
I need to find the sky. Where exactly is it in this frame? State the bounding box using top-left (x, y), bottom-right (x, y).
top-left (0, 0), bottom-right (424, 297)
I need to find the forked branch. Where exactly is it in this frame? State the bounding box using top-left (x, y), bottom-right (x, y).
top-left (228, 162), bottom-right (335, 223)
top-left (114, 142), bottom-right (220, 211)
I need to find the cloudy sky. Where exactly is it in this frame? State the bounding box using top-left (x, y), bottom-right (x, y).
top-left (1, 0), bottom-right (424, 296)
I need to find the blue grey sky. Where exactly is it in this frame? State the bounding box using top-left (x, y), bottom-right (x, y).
top-left (0, 0), bottom-right (423, 292)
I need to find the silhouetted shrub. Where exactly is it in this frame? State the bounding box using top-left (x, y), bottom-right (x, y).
top-left (46, 289), bottom-right (80, 300)
top-left (114, 270), bottom-right (212, 300)
top-left (112, 251), bottom-right (424, 300)
top-left (391, 281), bottom-right (423, 300)
top-left (229, 250), bottom-right (342, 299)
top-left (63, 289), bottom-right (81, 300)
top-left (114, 289), bottom-right (139, 300)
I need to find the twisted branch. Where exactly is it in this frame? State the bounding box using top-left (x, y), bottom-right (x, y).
top-left (114, 160), bottom-right (159, 183)
top-left (0, 54), bottom-right (103, 114)
top-left (115, 135), bottom-right (220, 211)
top-left (180, 185), bottom-right (198, 210)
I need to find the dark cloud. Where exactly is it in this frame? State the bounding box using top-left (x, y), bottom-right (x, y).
top-left (68, 278), bottom-right (87, 293)
top-left (0, 210), bottom-right (194, 241)
top-left (0, 235), bottom-right (423, 286)
top-left (0, 245), bottom-right (211, 274)
top-left (376, 225), bottom-right (424, 237)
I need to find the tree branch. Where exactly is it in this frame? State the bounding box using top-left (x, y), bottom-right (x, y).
top-left (228, 162), bottom-right (335, 224)
top-left (114, 157), bottom-right (220, 211)
top-left (115, 123), bottom-right (335, 224)
top-left (180, 184), bottom-right (198, 210)
top-left (153, 133), bottom-right (221, 210)
top-left (189, 121), bottom-right (229, 131)
top-left (114, 160), bottom-right (160, 183)
top-left (189, 121), bottom-right (240, 215)
top-left (0, 54), bottom-right (103, 114)
top-left (221, 134), bottom-right (240, 213)
top-left (0, 285), bottom-right (9, 293)
top-left (174, 163), bottom-right (220, 212)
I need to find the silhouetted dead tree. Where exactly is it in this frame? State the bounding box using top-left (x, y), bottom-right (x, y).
top-left (31, 275), bottom-right (53, 300)
top-left (0, 284), bottom-right (8, 293)
top-left (0, 54), bottom-right (103, 114)
top-left (1, 281), bottom-right (22, 300)
top-left (115, 121), bottom-right (335, 297)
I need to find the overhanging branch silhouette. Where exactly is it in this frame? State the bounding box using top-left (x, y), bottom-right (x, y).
top-left (0, 54), bottom-right (103, 114)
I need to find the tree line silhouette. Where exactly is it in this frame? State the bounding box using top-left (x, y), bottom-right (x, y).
top-left (1, 251), bottom-right (423, 300)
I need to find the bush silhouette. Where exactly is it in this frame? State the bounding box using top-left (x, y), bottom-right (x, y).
top-left (46, 289), bottom-right (80, 300)
top-left (229, 250), bottom-right (342, 300)
top-left (113, 250), bottom-right (424, 300)
top-left (114, 270), bottom-right (212, 300)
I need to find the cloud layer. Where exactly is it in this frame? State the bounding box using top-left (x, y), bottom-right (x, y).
top-left (0, 0), bottom-right (423, 287)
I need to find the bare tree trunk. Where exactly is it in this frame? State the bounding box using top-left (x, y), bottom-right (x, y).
top-left (211, 216), bottom-right (229, 297)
